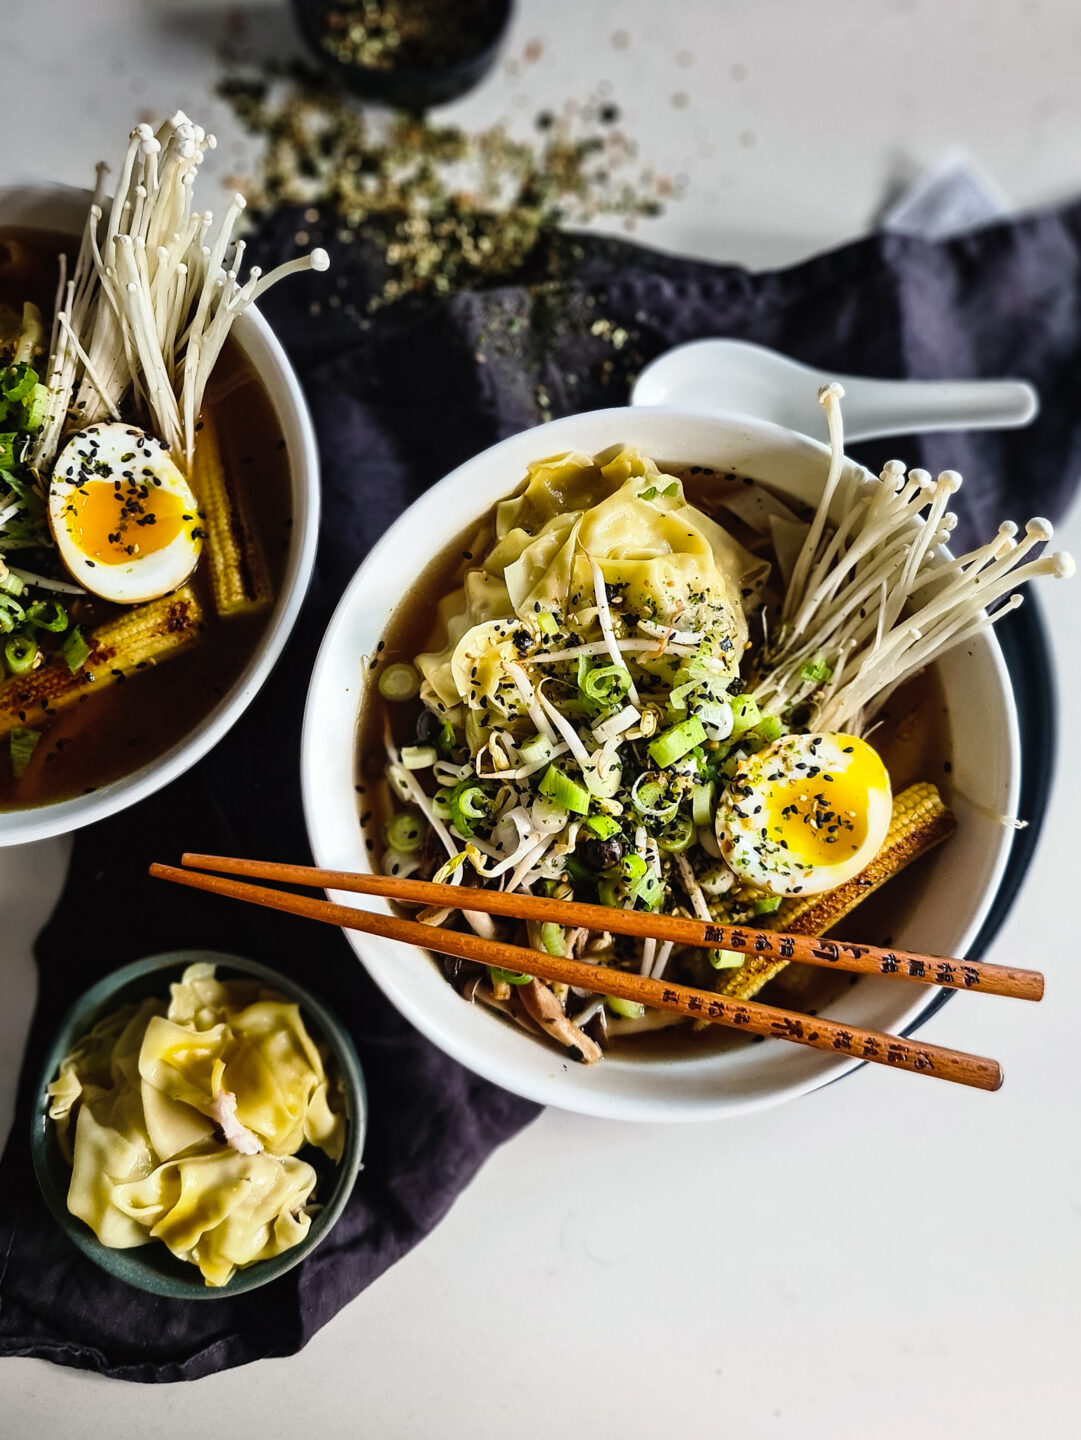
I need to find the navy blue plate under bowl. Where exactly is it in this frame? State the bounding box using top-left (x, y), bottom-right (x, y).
top-left (30, 950), bottom-right (366, 1300)
top-left (896, 594), bottom-right (1056, 1047)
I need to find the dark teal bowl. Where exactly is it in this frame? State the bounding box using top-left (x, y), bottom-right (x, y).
top-left (31, 950), bottom-right (365, 1300)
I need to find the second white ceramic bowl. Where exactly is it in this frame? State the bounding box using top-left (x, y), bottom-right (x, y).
top-left (0, 186), bottom-right (320, 847)
top-left (302, 407), bottom-right (1019, 1121)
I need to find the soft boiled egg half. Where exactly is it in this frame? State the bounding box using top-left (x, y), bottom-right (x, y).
top-left (49, 423), bottom-right (203, 603)
top-left (716, 732), bottom-right (892, 896)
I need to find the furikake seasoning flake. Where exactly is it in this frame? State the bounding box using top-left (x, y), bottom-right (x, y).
top-left (217, 64), bottom-right (674, 311)
top-left (315, 0), bottom-right (505, 72)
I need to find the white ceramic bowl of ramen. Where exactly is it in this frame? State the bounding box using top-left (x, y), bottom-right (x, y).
top-left (0, 185), bottom-right (320, 847)
top-left (301, 407), bottom-right (1019, 1121)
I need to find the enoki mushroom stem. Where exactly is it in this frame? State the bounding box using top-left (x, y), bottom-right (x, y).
top-left (31, 112), bottom-right (329, 475)
top-left (755, 388), bottom-right (1074, 734)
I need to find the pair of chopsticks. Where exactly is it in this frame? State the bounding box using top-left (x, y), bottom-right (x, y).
top-left (150, 856), bottom-right (1044, 1092)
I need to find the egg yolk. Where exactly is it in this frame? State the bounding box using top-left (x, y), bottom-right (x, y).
top-left (761, 738), bottom-right (884, 867)
top-left (62, 480), bottom-right (189, 566)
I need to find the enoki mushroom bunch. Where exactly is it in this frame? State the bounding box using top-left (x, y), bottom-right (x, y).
top-left (754, 384), bottom-right (1074, 733)
top-left (31, 112), bottom-right (328, 473)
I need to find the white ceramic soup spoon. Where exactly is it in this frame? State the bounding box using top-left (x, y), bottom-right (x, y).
top-left (631, 337), bottom-right (1038, 442)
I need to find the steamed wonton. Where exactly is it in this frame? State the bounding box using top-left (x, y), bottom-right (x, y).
top-left (417, 447), bottom-right (768, 718)
top-left (47, 963), bottom-right (346, 1286)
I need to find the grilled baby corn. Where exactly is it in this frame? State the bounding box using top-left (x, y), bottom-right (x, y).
top-left (715, 782), bottom-right (957, 1001)
top-left (190, 407), bottom-right (272, 617)
top-left (0, 586), bottom-right (203, 736)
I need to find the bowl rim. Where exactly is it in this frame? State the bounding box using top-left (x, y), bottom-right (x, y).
top-left (301, 405), bottom-right (1021, 1121)
top-left (0, 186), bottom-right (321, 847)
top-left (30, 949), bottom-right (366, 1299)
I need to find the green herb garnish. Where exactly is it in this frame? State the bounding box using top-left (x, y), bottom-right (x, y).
top-left (61, 626), bottom-right (90, 673)
top-left (9, 727), bottom-right (39, 779)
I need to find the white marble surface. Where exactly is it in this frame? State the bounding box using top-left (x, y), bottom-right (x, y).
top-left (2, 1), bottom-right (1080, 1435)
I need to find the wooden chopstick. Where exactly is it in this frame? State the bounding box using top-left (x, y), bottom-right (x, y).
top-left (180, 853), bottom-right (1044, 1003)
top-left (151, 862), bottom-right (1003, 1092)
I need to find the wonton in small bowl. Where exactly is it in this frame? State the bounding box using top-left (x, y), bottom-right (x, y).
top-left (32, 950), bottom-right (365, 1297)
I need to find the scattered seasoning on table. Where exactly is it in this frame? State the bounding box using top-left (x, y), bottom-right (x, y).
top-left (316, 0), bottom-right (505, 72)
top-left (218, 64), bottom-right (677, 310)
top-left (217, 48), bottom-right (683, 413)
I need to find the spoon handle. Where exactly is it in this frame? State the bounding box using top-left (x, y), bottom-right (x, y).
top-left (630, 339), bottom-right (1039, 442)
top-left (840, 376), bottom-right (1038, 442)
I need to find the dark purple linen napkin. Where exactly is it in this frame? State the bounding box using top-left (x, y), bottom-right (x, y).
top-left (1, 202), bottom-right (1079, 1382)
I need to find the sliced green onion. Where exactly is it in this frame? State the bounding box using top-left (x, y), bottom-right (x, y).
top-left (1, 364), bottom-right (35, 403)
top-left (537, 611), bottom-right (559, 637)
top-left (456, 785), bottom-right (488, 817)
top-left (432, 786), bottom-right (454, 820)
top-left (692, 699), bottom-right (732, 733)
top-left (580, 663), bottom-right (631, 705)
top-left (385, 810), bottom-right (424, 852)
top-left (378, 662), bottom-right (420, 701)
top-left (660, 481), bottom-right (679, 497)
top-left (676, 655), bottom-right (714, 685)
top-left (0, 595), bottom-right (24, 634)
top-left (637, 485), bottom-right (658, 501)
top-left (0, 571), bottom-right (25, 597)
top-left (634, 866), bottom-right (665, 909)
top-left (25, 598), bottom-right (67, 632)
top-left (658, 813), bottom-right (695, 853)
top-left (649, 717), bottom-right (707, 767)
top-left (9, 726), bottom-right (39, 779)
top-left (597, 875), bottom-right (622, 907)
top-left (584, 814), bottom-right (620, 840)
top-left (754, 896), bottom-right (782, 915)
top-left (606, 995), bottom-right (646, 1020)
top-left (25, 382), bottom-right (48, 430)
top-left (558, 695), bottom-right (595, 721)
top-left (672, 673), bottom-right (727, 709)
top-left (519, 733), bottom-right (553, 767)
top-left (620, 852), bottom-right (648, 885)
top-left (753, 715), bottom-right (784, 745)
top-left (4, 634), bottom-right (38, 675)
top-left (532, 794), bottom-right (569, 831)
top-left (708, 948), bottom-right (744, 970)
top-left (401, 744), bottom-right (437, 770)
top-left (449, 778), bottom-right (489, 837)
top-left (61, 626), bottom-right (89, 673)
top-left (631, 774), bottom-right (680, 822)
top-left (799, 656), bottom-right (833, 684)
top-left (489, 966), bottom-right (533, 987)
top-left (434, 719), bottom-right (456, 755)
top-left (691, 781), bottom-right (715, 828)
top-left (539, 922), bottom-right (566, 956)
top-left (539, 763), bottom-right (590, 816)
top-left (729, 693), bottom-right (761, 739)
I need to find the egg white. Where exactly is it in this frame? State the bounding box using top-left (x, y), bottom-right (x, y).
top-left (715, 732), bottom-right (893, 896)
top-left (49, 423), bottom-right (203, 603)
